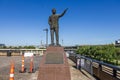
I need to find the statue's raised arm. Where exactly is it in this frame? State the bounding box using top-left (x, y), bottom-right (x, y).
top-left (59, 8), bottom-right (68, 17)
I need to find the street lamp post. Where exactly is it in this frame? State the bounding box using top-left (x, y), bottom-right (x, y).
top-left (43, 28), bottom-right (48, 47)
top-left (62, 39), bottom-right (63, 46)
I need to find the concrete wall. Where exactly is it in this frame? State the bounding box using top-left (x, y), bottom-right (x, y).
top-left (0, 49), bottom-right (46, 56)
top-left (0, 52), bottom-right (7, 56)
top-left (93, 67), bottom-right (119, 80)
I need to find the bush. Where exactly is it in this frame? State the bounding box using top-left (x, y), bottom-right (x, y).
top-left (76, 44), bottom-right (119, 65)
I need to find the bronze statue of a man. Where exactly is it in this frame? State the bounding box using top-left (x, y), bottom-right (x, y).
top-left (48, 8), bottom-right (68, 46)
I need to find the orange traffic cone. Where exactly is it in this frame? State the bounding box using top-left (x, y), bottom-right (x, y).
top-left (19, 55), bottom-right (25, 73)
top-left (9, 61), bottom-right (14, 80)
top-left (29, 56), bottom-right (34, 73)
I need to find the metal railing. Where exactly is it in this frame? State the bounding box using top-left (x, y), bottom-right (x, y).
top-left (69, 54), bottom-right (120, 80)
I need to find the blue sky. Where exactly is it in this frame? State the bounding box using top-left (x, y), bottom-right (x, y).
top-left (0, 0), bottom-right (120, 46)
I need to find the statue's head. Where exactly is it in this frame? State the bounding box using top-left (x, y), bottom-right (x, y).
top-left (52, 8), bottom-right (56, 14)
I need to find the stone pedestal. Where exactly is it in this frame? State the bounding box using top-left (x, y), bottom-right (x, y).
top-left (37, 46), bottom-right (71, 80)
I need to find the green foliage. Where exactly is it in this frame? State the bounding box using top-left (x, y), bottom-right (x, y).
top-left (77, 44), bottom-right (120, 65)
top-left (23, 46), bottom-right (36, 49)
top-left (0, 45), bottom-right (36, 49)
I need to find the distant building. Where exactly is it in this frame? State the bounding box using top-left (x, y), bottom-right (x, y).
top-left (0, 44), bottom-right (5, 48)
top-left (115, 39), bottom-right (120, 47)
top-left (115, 39), bottom-right (120, 44)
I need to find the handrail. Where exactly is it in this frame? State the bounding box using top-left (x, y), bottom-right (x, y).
top-left (69, 54), bottom-right (120, 80)
top-left (75, 54), bottom-right (120, 71)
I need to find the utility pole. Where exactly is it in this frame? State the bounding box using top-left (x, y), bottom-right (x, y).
top-left (62, 39), bottom-right (63, 46)
top-left (43, 28), bottom-right (48, 48)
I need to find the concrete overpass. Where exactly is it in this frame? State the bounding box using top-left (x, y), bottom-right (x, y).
top-left (0, 46), bottom-right (78, 56)
top-left (0, 49), bottom-right (46, 56)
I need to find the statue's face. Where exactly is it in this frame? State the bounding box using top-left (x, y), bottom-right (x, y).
top-left (52, 9), bottom-right (56, 14)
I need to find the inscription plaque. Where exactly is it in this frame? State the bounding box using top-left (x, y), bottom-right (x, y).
top-left (45, 53), bottom-right (63, 64)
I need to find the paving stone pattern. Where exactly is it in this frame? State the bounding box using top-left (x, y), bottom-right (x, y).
top-left (0, 56), bottom-right (96, 80)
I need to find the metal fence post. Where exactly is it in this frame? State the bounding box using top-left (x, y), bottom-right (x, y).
top-left (98, 64), bottom-right (102, 78)
top-left (113, 69), bottom-right (117, 77)
top-left (90, 59), bottom-right (93, 75)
